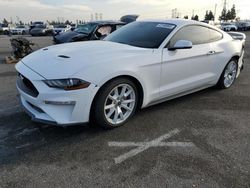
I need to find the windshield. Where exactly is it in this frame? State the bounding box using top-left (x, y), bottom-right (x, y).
top-left (105, 21), bottom-right (176, 48)
top-left (17, 26), bottom-right (25, 28)
top-left (222, 23), bottom-right (233, 26)
top-left (75, 23), bottom-right (98, 34)
top-left (35, 25), bottom-right (46, 29)
top-left (34, 22), bottom-right (43, 25)
top-left (55, 25), bottom-right (67, 28)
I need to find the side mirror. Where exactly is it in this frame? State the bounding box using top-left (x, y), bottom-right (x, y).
top-left (168, 40), bottom-right (193, 51)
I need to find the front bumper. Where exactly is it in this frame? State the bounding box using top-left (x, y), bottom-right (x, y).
top-left (15, 62), bottom-right (99, 126)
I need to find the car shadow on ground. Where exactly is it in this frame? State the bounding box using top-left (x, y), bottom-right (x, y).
top-left (0, 112), bottom-right (106, 165)
top-left (0, 86), bottom-right (219, 165)
top-left (1, 85), bottom-right (250, 187)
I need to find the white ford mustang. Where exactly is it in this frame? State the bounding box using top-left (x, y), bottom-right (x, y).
top-left (15, 19), bottom-right (246, 128)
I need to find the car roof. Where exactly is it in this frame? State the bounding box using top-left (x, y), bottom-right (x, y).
top-left (140, 19), bottom-right (205, 26)
top-left (91, 20), bottom-right (125, 25)
top-left (138, 18), bottom-right (221, 31)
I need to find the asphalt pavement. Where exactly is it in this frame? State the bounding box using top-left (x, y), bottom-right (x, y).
top-left (0, 33), bottom-right (249, 188)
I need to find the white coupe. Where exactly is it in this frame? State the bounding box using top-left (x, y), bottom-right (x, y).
top-left (15, 19), bottom-right (246, 128)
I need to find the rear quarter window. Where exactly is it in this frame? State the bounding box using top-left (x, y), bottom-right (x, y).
top-left (209, 29), bottom-right (223, 42)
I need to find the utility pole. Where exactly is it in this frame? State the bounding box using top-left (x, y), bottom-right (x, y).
top-left (214, 4), bottom-right (217, 21)
top-left (95, 13), bottom-right (98, 20)
top-left (223, 0), bottom-right (227, 11)
top-left (172, 9), bottom-right (177, 18)
top-left (99, 13), bottom-right (103, 20)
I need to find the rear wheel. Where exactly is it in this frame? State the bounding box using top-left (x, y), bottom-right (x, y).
top-left (92, 78), bottom-right (138, 129)
top-left (217, 59), bottom-right (238, 89)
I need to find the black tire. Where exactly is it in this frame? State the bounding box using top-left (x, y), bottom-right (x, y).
top-left (217, 59), bottom-right (238, 89)
top-left (3, 30), bottom-right (9, 35)
top-left (92, 78), bottom-right (138, 129)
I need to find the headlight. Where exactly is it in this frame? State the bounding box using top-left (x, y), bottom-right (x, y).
top-left (43, 78), bottom-right (90, 90)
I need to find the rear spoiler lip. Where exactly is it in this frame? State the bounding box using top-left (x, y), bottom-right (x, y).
top-left (228, 32), bottom-right (246, 41)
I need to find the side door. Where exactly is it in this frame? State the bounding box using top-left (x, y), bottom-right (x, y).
top-left (208, 28), bottom-right (227, 82)
top-left (160, 25), bottom-right (216, 99)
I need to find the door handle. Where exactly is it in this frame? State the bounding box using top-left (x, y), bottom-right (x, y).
top-left (207, 51), bottom-right (216, 55)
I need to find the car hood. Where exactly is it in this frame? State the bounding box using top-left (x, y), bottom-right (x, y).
top-left (54, 31), bottom-right (88, 43)
top-left (21, 41), bottom-right (149, 79)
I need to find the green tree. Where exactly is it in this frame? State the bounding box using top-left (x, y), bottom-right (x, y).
top-left (192, 15), bottom-right (199, 21)
top-left (2, 18), bottom-right (8, 26)
top-left (184, 15), bottom-right (189, 19)
top-left (230, 4), bottom-right (236, 20)
top-left (205, 10), bottom-right (214, 20)
top-left (219, 5), bottom-right (236, 21)
top-left (219, 8), bottom-right (227, 21)
top-left (226, 10), bottom-right (232, 20)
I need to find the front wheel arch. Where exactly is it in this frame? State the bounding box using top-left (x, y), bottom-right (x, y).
top-left (90, 75), bottom-right (144, 123)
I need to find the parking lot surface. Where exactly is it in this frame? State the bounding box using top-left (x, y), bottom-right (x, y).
top-left (0, 33), bottom-right (250, 188)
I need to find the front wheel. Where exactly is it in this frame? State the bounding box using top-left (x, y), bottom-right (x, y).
top-left (217, 59), bottom-right (238, 89)
top-left (92, 78), bottom-right (138, 129)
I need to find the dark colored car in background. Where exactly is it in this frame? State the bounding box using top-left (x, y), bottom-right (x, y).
top-left (53, 21), bottom-right (125, 44)
top-left (29, 21), bottom-right (44, 31)
top-left (237, 22), bottom-right (250, 31)
top-left (30, 25), bottom-right (54, 36)
top-left (54, 15), bottom-right (139, 44)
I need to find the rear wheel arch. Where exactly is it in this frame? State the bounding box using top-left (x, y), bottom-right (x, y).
top-left (216, 57), bottom-right (238, 89)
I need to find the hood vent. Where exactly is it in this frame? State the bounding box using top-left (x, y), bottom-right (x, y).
top-left (58, 55), bottom-right (70, 59)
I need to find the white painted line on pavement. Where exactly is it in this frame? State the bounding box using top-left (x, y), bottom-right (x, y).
top-left (108, 128), bottom-right (195, 164)
top-left (108, 141), bottom-right (195, 147)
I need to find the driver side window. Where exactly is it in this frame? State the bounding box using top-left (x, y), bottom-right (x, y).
top-left (168, 25), bottom-right (210, 48)
top-left (96, 26), bottom-right (112, 39)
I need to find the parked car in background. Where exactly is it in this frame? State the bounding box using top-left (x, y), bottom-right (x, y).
top-left (53, 24), bottom-right (71, 35)
top-left (214, 23), bottom-right (222, 30)
top-left (15, 19), bottom-right (245, 128)
top-left (236, 22), bottom-right (250, 31)
top-left (0, 23), bottom-right (10, 34)
top-left (30, 21), bottom-right (44, 30)
top-left (10, 25), bottom-right (30, 35)
top-left (30, 25), bottom-right (54, 36)
top-left (53, 21), bottom-right (126, 44)
top-left (221, 22), bottom-right (237, 31)
top-left (54, 15), bottom-right (138, 44)
top-left (120, 15), bottom-right (139, 23)
top-left (70, 24), bottom-right (76, 31)
top-left (0, 24), bottom-right (2, 34)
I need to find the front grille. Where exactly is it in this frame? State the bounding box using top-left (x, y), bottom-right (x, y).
top-left (17, 73), bottom-right (39, 97)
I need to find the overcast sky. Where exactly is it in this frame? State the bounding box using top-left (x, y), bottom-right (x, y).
top-left (0, 0), bottom-right (249, 23)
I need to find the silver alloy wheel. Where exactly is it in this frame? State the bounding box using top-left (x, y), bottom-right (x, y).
top-left (104, 84), bottom-right (136, 125)
top-left (224, 61), bottom-right (237, 88)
